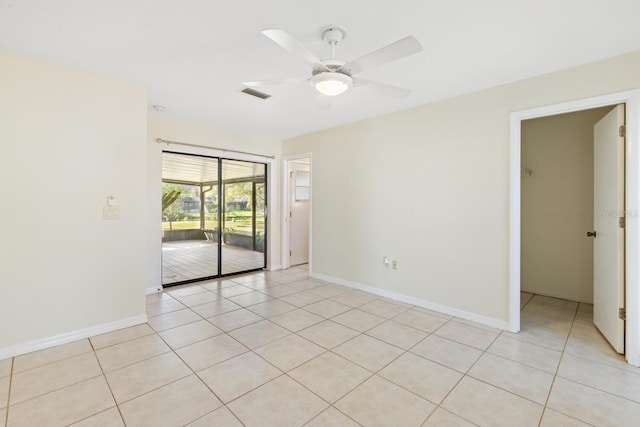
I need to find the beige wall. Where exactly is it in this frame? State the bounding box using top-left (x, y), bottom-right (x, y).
top-left (521, 107), bottom-right (612, 303)
top-left (0, 49), bottom-right (148, 355)
top-left (283, 51), bottom-right (640, 326)
top-left (146, 115), bottom-right (282, 291)
top-left (3, 43), bottom-right (639, 354)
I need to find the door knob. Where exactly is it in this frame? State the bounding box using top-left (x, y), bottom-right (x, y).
top-left (587, 231), bottom-right (597, 237)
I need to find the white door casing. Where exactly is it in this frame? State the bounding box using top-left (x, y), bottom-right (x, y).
top-left (510, 90), bottom-right (640, 367)
top-left (281, 154), bottom-right (312, 271)
top-left (593, 104), bottom-right (625, 353)
top-left (289, 168), bottom-right (310, 266)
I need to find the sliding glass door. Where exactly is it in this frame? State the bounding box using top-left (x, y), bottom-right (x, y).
top-left (161, 152), bottom-right (267, 286)
top-left (221, 160), bottom-right (267, 275)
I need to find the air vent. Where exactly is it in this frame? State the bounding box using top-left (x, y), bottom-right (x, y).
top-left (241, 88), bottom-right (271, 100)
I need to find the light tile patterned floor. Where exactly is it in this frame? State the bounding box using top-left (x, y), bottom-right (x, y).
top-left (162, 240), bottom-right (265, 285)
top-left (2, 267), bottom-right (640, 426)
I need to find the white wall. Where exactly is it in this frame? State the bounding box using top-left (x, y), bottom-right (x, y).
top-left (147, 115), bottom-right (282, 291)
top-left (0, 49), bottom-right (148, 357)
top-left (282, 51), bottom-right (640, 327)
top-left (521, 107), bottom-right (612, 303)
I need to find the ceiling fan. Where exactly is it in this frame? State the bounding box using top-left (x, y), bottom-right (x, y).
top-left (243, 27), bottom-right (423, 98)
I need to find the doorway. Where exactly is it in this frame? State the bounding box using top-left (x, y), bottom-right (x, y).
top-left (521, 105), bottom-right (625, 354)
top-left (282, 154), bottom-right (311, 270)
top-left (161, 151), bottom-right (267, 286)
top-left (520, 106), bottom-right (614, 303)
top-left (510, 90), bottom-right (640, 366)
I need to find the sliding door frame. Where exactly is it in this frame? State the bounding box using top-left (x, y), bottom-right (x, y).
top-left (161, 150), bottom-right (268, 287)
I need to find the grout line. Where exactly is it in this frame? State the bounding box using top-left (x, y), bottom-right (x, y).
top-left (538, 296), bottom-right (578, 423)
top-left (92, 339), bottom-right (133, 426)
top-left (424, 407), bottom-right (480, 427)
top-left (527, 294), bottom-right (594, 427)
top-left (155, 285), bottom-right (632, 426)
top-left (3, 358), bottom-right (14, 427)
top-left (266, 295), bottom-right (469, 424)
top-left (151, 323), bottom-right (232, 419)
top-left (429, 324), bottom-right (505, 414)
top-left (432, 298), bottom-right (555, 425)
top-left (167, 278), bottom-right (385, 422)
top-left (11, 275), bottom-right (629, 426)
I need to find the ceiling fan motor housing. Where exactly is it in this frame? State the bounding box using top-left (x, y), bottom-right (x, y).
top-left (321, 26), bottom-right (347, 45)
top-left (313, 59), bottom-right (348, 75)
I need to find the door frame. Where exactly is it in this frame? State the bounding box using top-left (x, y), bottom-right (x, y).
top-left (509, 90), bottom-right (640, 366)
top-left (281, 153), bottom-right (312, 271)
top-left (160, 150), bottom-right (269, 286)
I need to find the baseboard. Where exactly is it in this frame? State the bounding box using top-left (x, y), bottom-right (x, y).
top-left (0, 314), bottom-right (148, 360)
top-left (267, 264), bottom-right (282, 271)
top-left (146, 286), bottom-right (162, 294)
top-left (311, 272), bottom-right (510, 331)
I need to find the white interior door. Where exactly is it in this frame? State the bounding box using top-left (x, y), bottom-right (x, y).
top-left (593, 104), bottom-right (625, 354)
top-left (289, 168), bottom-right (310, 266)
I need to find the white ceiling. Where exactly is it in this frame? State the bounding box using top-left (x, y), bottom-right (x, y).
top-left (2, 0), bottom-right (640, 140)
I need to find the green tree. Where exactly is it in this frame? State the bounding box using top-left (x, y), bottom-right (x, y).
top-left (162, 190), bottom-right (181, 211)
top-left (224, 182), bottom-right (252, 211)
top-left (162, 182), bottom-right (183, 230)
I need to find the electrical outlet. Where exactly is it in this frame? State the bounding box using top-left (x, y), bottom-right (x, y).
top-left (392, 260), bottom-right (397, 270)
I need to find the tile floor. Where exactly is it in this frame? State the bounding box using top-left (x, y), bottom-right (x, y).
top-left (162, 240), bottom-right (265, 285)
top-left (2, 266), bottom-right (640, 426)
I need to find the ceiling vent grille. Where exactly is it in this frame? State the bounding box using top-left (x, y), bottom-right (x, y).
top-left (241, 88), bottom-right (271, 100)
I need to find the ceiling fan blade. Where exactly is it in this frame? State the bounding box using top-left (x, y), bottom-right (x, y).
top-left (262, 29), bottom-right (328, 70)
top-left (354, 78), bottom-right (412, 99)
top-left (340, 36), bottom-right (423, 75)
top-left (242, 77), bottom-right (307, 87)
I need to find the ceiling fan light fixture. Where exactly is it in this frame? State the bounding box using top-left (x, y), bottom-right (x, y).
top-left (311, 72), bottom-right (352, 96)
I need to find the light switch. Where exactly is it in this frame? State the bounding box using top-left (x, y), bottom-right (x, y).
top-left (103, 205), bottom-right (120, 220)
